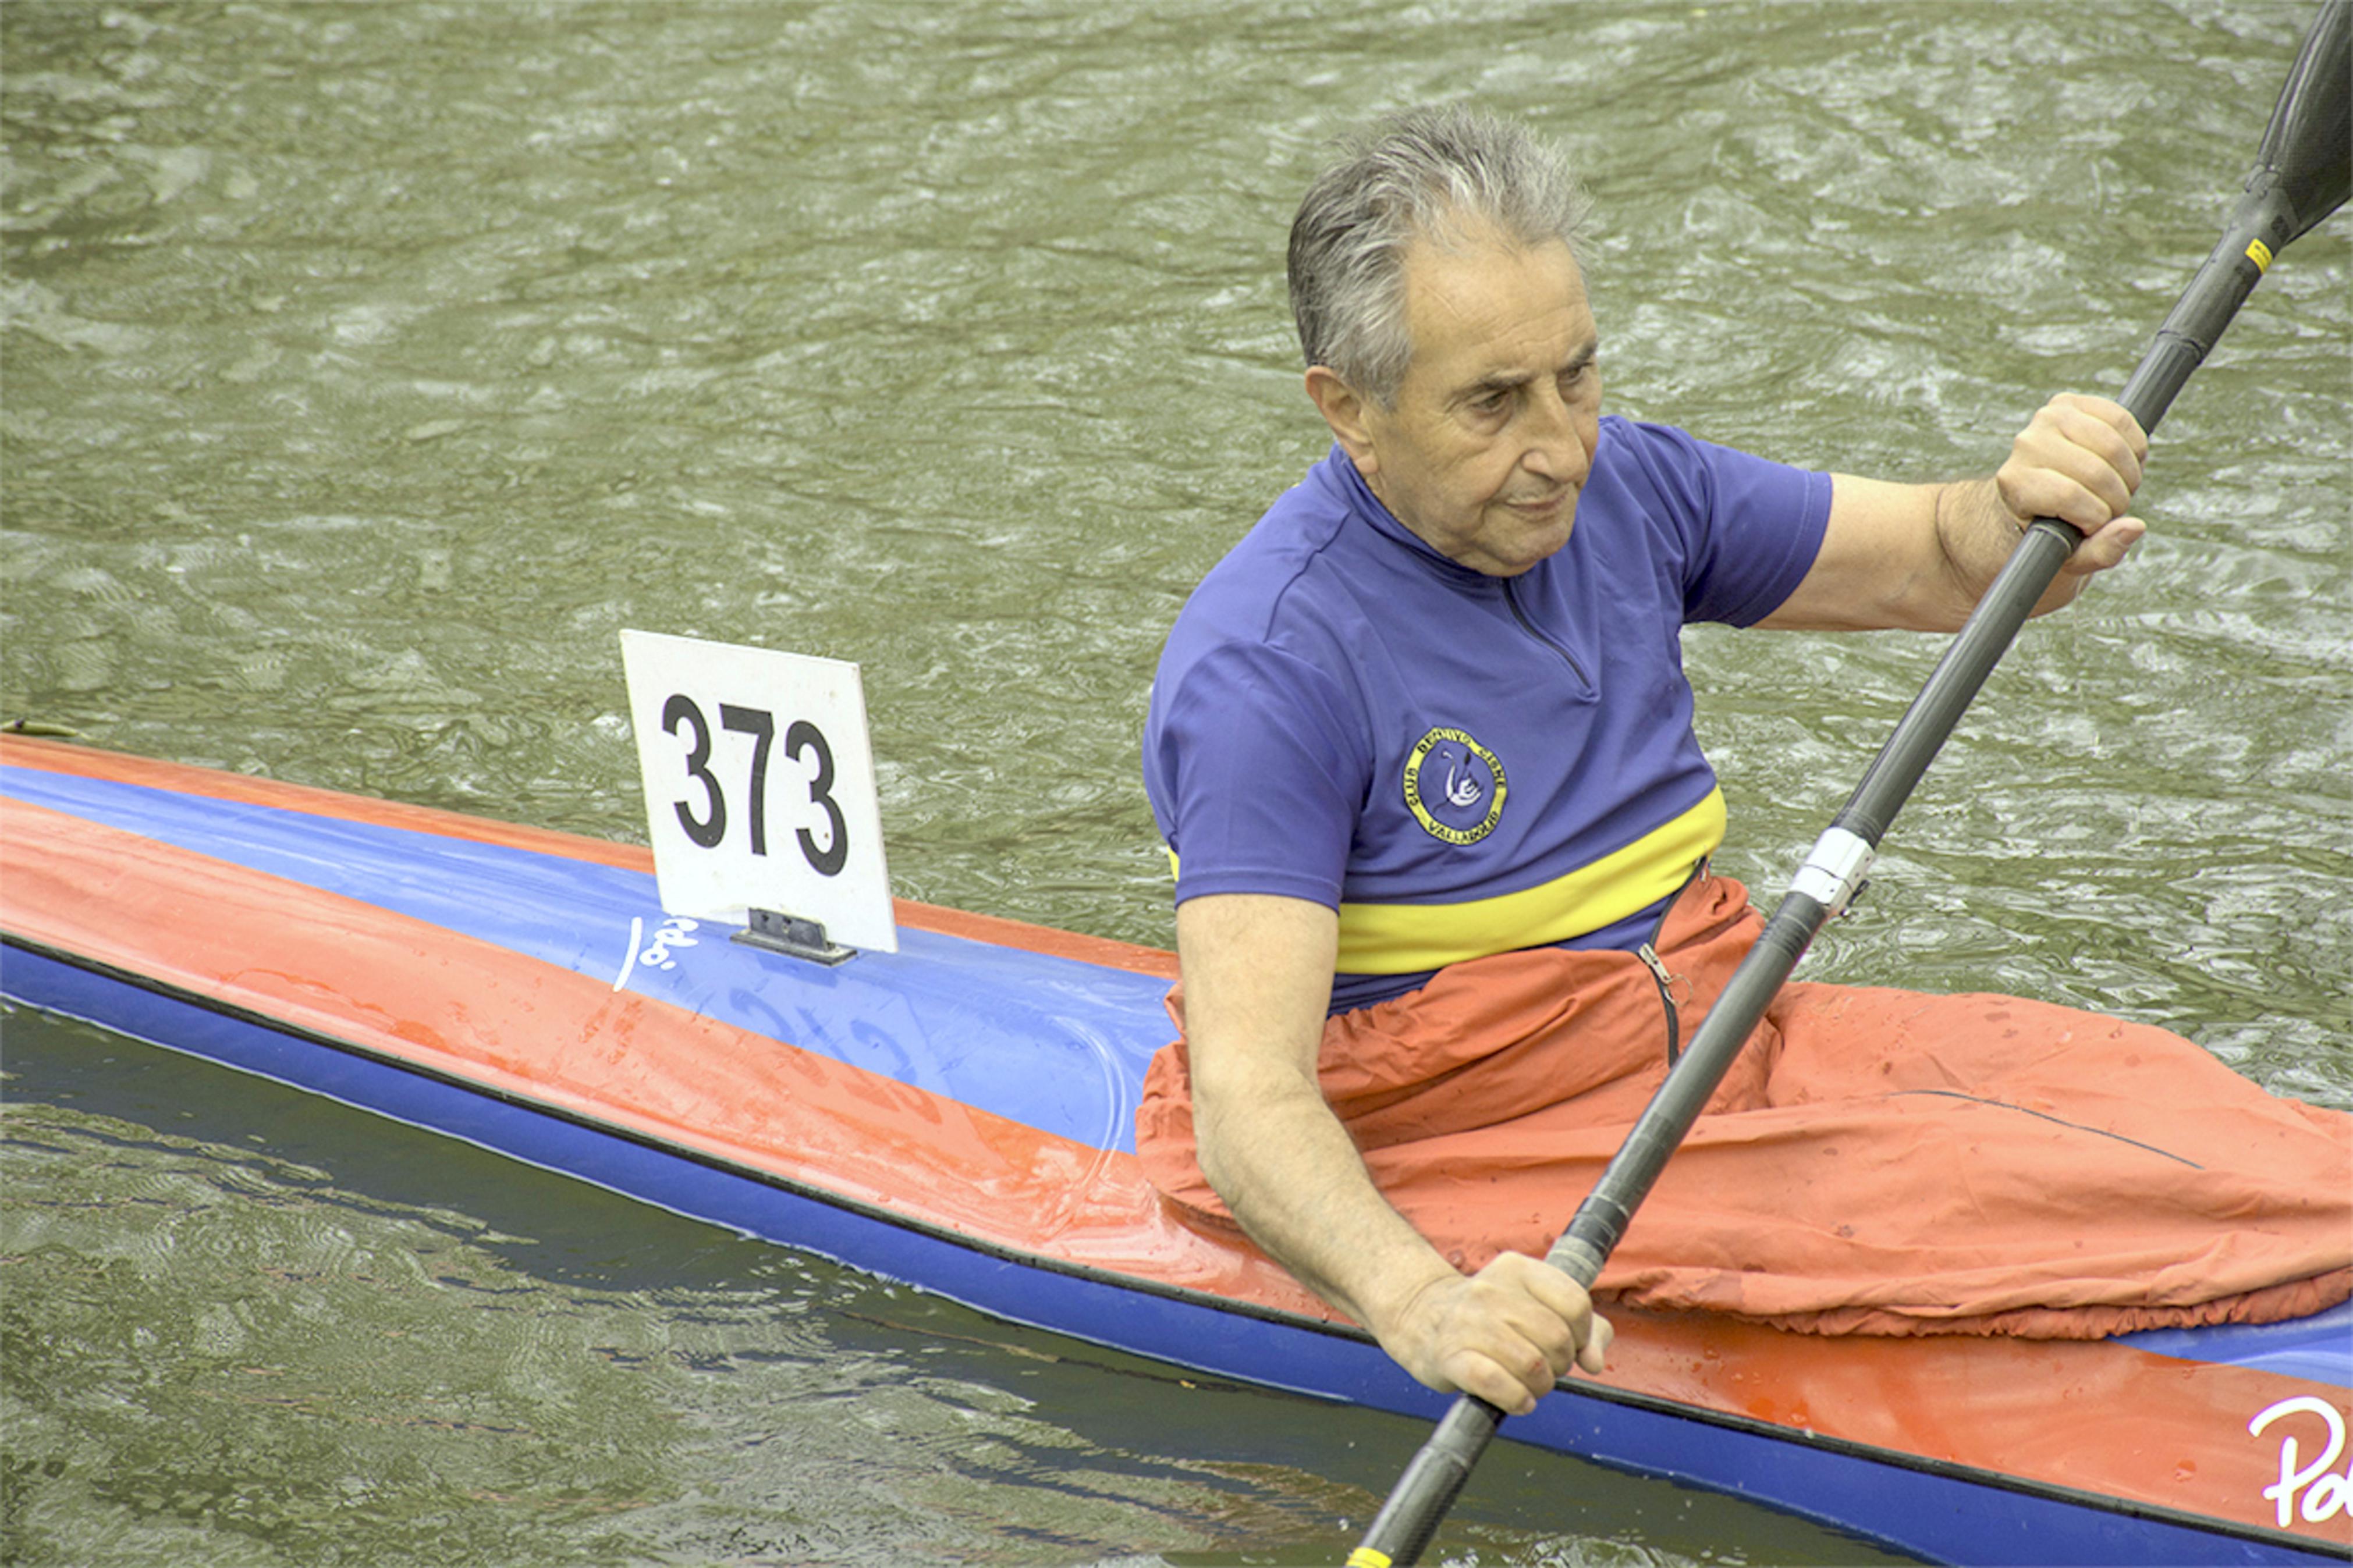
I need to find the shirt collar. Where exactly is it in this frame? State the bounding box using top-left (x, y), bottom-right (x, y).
top-left (1317, 443), bottom-right (1505, 590)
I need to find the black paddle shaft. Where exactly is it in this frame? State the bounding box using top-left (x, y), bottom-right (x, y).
top-left (1351, 7), bottom-right (2348, 1563)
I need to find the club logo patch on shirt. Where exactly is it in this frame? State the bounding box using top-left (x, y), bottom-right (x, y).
top-left (1403, 727), bottom-right (1507, 845)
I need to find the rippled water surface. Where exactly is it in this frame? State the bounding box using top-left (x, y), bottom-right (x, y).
top-left (3, 1), bottom-right (2345, 1563)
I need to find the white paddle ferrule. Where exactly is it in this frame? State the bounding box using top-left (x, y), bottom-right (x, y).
top-left (1788, 827), bottom-right (1875, 917)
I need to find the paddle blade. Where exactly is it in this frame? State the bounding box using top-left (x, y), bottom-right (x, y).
top-left (2117, 1), bottom-right (2350, 432)
top-left (2252, 0), bottom-right (2350, 243)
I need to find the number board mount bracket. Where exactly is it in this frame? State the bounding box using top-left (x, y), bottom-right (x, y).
top-left (733, 907), bottom-right (856, 966)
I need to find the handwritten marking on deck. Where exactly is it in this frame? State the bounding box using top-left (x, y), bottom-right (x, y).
top-left (612, 916), bottom-right (701, 991)
top-left (2250, 1395), bottom-right (2350, 1529)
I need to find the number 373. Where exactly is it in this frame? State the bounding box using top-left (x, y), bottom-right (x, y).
top-left (660, 694), bottom-right (847, 876)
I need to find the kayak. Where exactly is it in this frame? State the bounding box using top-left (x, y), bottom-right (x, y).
top-left (2, 733), bottom-right (2347, 1567)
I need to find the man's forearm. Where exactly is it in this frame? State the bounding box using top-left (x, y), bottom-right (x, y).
top-left (1194, 1065), bottom-right (1458, 1337)
top-left (1174, 892), bottom-right (1453, 1334)
top-left (1936, 392), bottom-right (2150, 620)
top-left (1171, 891), bottom-right (1607, 1409)
top-left (1930, 475), bottom-right (2088, 621)
top-left (1770, 396), bottom-right (2146, 634)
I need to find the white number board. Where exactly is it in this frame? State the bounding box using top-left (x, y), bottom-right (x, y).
top-left (620, 630), bottom-right (896, 954)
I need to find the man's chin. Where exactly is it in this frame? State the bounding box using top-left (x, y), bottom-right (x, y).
top-left (1482, 508), bottom-right (1576, 574)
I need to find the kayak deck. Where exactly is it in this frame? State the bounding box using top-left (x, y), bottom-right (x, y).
top-left (3, 735), bottom-right (2346, 1567)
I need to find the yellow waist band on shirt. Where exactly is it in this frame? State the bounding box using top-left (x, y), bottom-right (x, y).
top-left (1333, 787), bottom-right (1727, 975)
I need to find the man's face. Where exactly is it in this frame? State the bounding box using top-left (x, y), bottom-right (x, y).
top-left (1348, 228), bottom-right (1602, 577)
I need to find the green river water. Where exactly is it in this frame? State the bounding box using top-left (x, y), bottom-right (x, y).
top-left (2, 2), bottom-right (2345, 1563)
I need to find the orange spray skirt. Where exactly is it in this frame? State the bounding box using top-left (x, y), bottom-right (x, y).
top-left (1139, 873), bottom-right (2351, 1338)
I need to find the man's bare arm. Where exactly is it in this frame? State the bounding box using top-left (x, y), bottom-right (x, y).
top-left (1762, 393), bottom-right (2149, 633)
top-left (1176, 891), bottom-right (1608, 1414)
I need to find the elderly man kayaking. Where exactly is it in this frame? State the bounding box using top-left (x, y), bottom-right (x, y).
top-left (1134, 106), bottom-right (2351, 1419)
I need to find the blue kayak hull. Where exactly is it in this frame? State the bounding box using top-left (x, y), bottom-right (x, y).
top-left (4, 737), bottom-right (2345, 1566)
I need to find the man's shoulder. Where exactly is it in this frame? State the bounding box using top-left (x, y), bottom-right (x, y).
top-left (1589, 414), bottom-right (1725, 489)
top-left (1584, 415), bottom-right (1816, 535)
top-left (1228, 446), bottom-right (1362, 566)
top-left (1177, 450), bottom-right (1368, 640)
top-left (1582, 414), bottom-right (1833, 627)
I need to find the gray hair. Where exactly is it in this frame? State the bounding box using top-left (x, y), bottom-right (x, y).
top-left (1287, 106), bottom-right (1592, 407)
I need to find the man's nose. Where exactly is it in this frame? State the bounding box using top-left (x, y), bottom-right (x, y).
top-left (1520, 385), bottom-right (1589, 484)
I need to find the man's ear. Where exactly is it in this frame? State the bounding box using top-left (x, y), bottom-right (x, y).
top-left (1304, 365), bottom-right (1380, 477)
